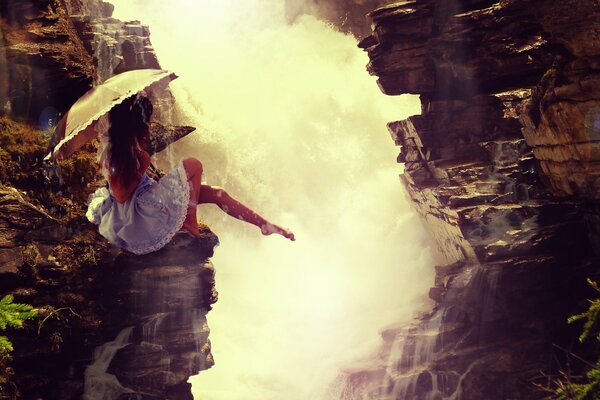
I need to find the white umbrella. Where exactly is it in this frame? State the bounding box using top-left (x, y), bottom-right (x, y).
top-left (45, 69), bottom-right (178, 161)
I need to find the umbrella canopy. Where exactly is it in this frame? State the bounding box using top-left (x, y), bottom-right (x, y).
top-left (45, 69), bottom-right (178, 161)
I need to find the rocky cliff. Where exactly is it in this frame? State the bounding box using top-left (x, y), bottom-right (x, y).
top-left (335, 0), bottom-right (600, 399)
top-left (0, 1), bottom-right (218, 399)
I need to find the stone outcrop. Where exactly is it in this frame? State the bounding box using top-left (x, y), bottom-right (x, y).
top-left (66, 0), bottom-right (160, 82)
top-left (85, 232), bottom-right (218, 400)
top-left (147, 123), bottom-right (196, 156)
top-left (64, 1), bottom-right (181, 126)
top-left (0, 0), bottom-right (165, 126)
top-left (0, 186), bottom-right (218, 398)
top-left (337, 0), bottom-right (600, 399)
top-left (0, 163), bottom-right (219, 400)
top-left (0, 0), bottom-right (94, 123)
top-left (0, 1), bottom-right (217, 399)
top-left (0, 141), bottom-right (218, 400)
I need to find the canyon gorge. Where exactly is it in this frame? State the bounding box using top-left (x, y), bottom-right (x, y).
top-left (1, 0), bottom-right (599, 399)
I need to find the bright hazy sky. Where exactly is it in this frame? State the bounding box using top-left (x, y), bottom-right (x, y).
top-left (110, 1), bottom-right (435, 399)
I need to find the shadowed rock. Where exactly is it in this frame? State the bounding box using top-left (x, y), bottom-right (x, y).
top-left (0, 1), bottom-right (218, 398)
top-left (338, 0), bottom-right (600, 398)
top-left (84, 232), bottom-right (219, 399)
top-left (147, 123), bottom-right (196, 156)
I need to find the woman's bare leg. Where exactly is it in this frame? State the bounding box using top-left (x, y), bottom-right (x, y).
top-left (180, 157), bottom-right (294, 240)
top-left (199, 184), bottom-right (295, 241)
top-left (182, 158), bottom-right (203, 237)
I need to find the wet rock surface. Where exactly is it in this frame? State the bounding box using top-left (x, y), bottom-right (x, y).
top-left (85, 232), bottom-right (219, 400)
top-left (0, 1), bottom-right (215, 399)
top-left (0, 0), bottom-right (94, 123)
top-left (66, 1), bottom-right (160, 82)
top-left (0, 181), bottom-right (219, 399)
top-left (337, 0), bottom-right (600, 399)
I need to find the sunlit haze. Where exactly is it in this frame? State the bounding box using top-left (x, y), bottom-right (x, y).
top-left (111, 1), bottom-right (435, 399)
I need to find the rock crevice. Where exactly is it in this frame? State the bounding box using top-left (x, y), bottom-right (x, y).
top-left (339, 0), bottom-right (600, 398)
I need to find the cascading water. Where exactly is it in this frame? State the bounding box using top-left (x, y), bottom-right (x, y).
top-left (141, 313), bottom-right (166, 344)
top-left (382, 311), bottom-right (443, 400)
top-left (129, 262), bottom-right (208, 360)
top-left (83, 327), bottom-right (134, 400)
top-left (81, 245), bottom-right (214, 399)
top-left (110, 1), bottom-right (437, 399)
top-left (374, 306), bottom-right (493, 400)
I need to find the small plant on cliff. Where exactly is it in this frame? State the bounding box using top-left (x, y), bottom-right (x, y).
top-left (0, 295), bottom-right (37, 359)
top-left (36, 306), bottom-right (82, 353)
top-left (552, 279), bottom-right (600, 400)
top-left (569, 280), bottom-right (600, 344)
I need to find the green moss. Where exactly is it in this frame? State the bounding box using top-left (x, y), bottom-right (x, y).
top-left (0, 115), bottom-right (103, 219)
top-left (51, 229), bottom-right (109, 269)
top-left (0, 116), bottom-right (47, 190)
top-left (54, 145), bottom-right (101, 200)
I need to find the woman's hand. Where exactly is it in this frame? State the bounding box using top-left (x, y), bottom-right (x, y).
top-left (147, 163), bottom-right (164, 180)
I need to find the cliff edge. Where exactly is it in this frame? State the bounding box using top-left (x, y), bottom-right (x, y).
top-left (0, 1), bottom-right (218, 399)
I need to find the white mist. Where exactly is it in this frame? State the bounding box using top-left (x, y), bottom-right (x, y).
top-left (111, 1), bottom-right (435, 399)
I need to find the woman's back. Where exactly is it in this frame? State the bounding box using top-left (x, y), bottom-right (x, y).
top-left (109, 149), bottom-right (152, 203)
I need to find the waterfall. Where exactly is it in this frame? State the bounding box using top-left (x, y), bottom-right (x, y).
top-left (384, 311), bottom-right (443, 400)
top-left (141, 313), bottom-right (167, 344)
top-left (374, 309), bottom-right (486, 400)
top-left (447, 360), bottom-right (482, 400)
top-left (110, 1), bottom-right (436, 399)
top-left (83, 327), bottom-right (134, 400)
top-left (130, 264), bottom-right (208, 361)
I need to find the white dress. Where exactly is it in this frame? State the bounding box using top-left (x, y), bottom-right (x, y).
top-left (86, 161), bottom-right (190, 255)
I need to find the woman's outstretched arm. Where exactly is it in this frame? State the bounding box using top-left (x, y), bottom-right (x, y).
top-left (199, 184), bottom-right (295, 241)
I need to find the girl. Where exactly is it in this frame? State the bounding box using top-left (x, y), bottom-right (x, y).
top-left (86, 95), bottom-right (294, 255)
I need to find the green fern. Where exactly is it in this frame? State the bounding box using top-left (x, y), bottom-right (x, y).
top-left (0, 295), bottom-right (36, 357)
top-left (554, 279), bottom-right (600, 399)
top-left (568, 279), bottom-right (600, 343)
top-left (555, 359), bottom-right (600, 400)
top-left (0, 336), bottom-right (12, 357)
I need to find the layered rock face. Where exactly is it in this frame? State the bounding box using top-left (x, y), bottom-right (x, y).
top-left (84, 232), bottom-right (218, 400)
top-left (337, 1), bottom-right (600, 399)
top-left (0, 191), bottom-right (218, 399)
top-left (66, 0), bottom-right (160, 82)
top-left (0, 1), bottom-right (218, 399)
top-left (0, 0), bottom-right (94, 123)
top-left (0, 0), bottom-right (162, 125)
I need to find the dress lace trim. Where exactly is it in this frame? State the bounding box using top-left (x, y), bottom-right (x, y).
top-left (86, 187), bottom-right (110, 225)
top-left (126, 162), bottom-right (191, 255)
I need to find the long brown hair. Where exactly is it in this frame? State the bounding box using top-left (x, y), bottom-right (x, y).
top-left (108, 95), bottom-right (153, 187)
